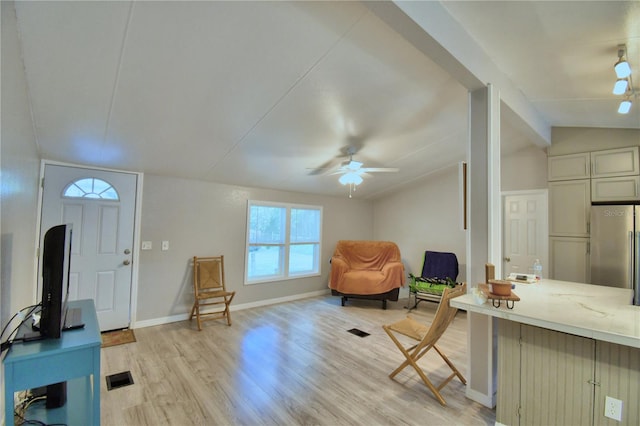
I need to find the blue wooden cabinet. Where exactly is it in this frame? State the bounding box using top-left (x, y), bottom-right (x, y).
top-left (3, 299), bottom-right (101, 425)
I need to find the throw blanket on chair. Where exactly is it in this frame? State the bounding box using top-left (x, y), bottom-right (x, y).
top-left (329, 240), bottom-right (405, 295)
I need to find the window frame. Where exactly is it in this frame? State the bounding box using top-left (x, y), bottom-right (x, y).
top-left (244, 200), bottom-right (322, 285)
top-left (62, 177), bottom-right (120, 200)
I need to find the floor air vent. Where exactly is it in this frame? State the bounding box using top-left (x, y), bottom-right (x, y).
top-left (347, 328), bottom-right (370, 337)
top-left (106, 371), bottom-right (134, 390)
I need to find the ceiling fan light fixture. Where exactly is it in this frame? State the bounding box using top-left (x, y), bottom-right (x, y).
top-left (347, 160), bottom-right (363, 171)
top-left (618, 99), bottom-right (632, 114)
top-left (339, 172), bottom-right (363, 186)
top-left (613, 78), bottom-right (629, 95)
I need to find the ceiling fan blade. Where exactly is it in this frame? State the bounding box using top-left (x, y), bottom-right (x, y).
top-left (306, 166), bottom-right (335, 175)
top-left (360, 167), bottom-right (399, 173)
top-left (327, 169), bottom-right (348, 176)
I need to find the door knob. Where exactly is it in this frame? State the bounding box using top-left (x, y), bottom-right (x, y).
top-left (504, 257), bottom-right (511, 262)
top-left (124, 249), bottom-right (131, 255)
top-left (123, 259), bottom-right (131, 266)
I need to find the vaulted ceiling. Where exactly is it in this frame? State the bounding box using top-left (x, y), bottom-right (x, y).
top-left (9, 1), bottom-right (640, 198)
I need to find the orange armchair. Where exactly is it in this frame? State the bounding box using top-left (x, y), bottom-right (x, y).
top-left (329, 240), bottom-right (405, 309)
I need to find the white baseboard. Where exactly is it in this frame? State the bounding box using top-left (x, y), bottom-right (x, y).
top-left (132, 289), bottom-right (331, 329)
top-left (465, 387), bottom-right (496, 409)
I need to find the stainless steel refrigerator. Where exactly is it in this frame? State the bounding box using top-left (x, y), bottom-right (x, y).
top-left (590, 204), bottom-right (640, 305)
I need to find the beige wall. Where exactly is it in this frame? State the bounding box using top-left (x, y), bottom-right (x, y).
top-left (1, 1), bottom-right (42, 415)
top-left (1, 1), bottom-right (41, 319)
top-left (371, 143), bottom-right (548, 286)
top-left (372, 165), bottom-right (467, 283)
top-left (550, 127), bottom-right (640, 156)
top-left (501, 145), bottom-right (548, 191)
top-left (136, 174), bottom-right (374, 322)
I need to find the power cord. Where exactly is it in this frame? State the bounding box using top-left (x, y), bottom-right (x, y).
top-left (1, 304), bottom-right (41, 353)
top-left (14, 390), bottom-right (67, 426)
top-left (14, 390), bottom-right (46, 425)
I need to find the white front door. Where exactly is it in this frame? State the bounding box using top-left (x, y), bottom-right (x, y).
top-left (503, 191), bottom-right (548, 277)
top-left (40, 164), bottom-right (138, 331)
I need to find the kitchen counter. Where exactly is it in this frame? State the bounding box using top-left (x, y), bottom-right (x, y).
top-left (451, 278), bottom-right (640, 348)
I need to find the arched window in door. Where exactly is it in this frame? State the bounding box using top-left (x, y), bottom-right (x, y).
top-left (63, 177), bottom-right (119, 200)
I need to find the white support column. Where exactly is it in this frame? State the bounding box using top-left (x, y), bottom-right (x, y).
top-left (465, 84), bottom-right (501, 408)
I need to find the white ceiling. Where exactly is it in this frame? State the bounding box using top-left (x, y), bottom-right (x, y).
top-left (10, 1), bottom-right (640, 199)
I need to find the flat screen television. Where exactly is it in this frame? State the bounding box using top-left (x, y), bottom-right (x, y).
top-left (40, 223), bottom-right (73, 339)
top-left (39, 223), bottom-right (73, 408)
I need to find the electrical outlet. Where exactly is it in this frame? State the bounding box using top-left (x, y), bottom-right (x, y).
top-left (604, 396), bottom-right (623, 422)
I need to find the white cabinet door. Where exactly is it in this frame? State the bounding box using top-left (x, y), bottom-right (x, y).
top-left (548, 153), bottom-right (591, 181)
top-left (591, 146), bottom-right (639, 178)
top-left (549, 236), bottom-right (590, 283)
top-left (592, 176), bottom-right (640, 202)
top-left (549, 180), bottom-right (591, 237)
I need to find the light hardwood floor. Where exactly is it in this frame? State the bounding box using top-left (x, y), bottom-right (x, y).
top-left (101, 295), bottom-right (496, 425)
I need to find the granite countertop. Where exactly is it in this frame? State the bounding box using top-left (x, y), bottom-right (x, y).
top-left (451, 279), bottom-right (640, 348)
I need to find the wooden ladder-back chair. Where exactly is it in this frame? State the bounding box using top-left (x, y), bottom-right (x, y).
top-left (382, 283), bottom-right (467, 406)
top-left (190, 256), bottom-right (236, 330)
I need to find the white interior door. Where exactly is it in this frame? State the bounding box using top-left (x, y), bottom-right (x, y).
top-left (40, 164), bottom-right (137, 331)
top-left (503, 191), bottom-right (548, 278)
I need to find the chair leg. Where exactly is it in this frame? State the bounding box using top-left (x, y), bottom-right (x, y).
top-left (383, 326), bottom-right (450, 406)
top-left (225, 303), bottom-right (232, 326)
top-left (193, 303), bottom-right (202, 331)
top-left (414, 363), bottom-right (448, 406)
top-left (383, 326), bottom-right (413, 378)
top-left (434, 345), bottom-right (466, 384)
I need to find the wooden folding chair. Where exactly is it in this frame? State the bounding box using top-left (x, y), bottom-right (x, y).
top-left (382, 283), bottom-right (467, 406)
top-left (189, 256), bottom-right (236, 330)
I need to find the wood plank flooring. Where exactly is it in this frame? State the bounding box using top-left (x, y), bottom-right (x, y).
top-left (101, 295), bottom-right (496, 425)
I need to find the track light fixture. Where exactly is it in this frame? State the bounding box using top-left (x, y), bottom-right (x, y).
top-left (613, 78), bottom-right (628, 95)
top-left (614, 46), bottom-right (631, 78)
top-left (613, 44), bottom-right (634, 114)
top-left (618, 98), bottom-right (632, 114)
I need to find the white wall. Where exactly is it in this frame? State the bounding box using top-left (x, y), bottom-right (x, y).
top-left (136, 174), bottom-right (374, 322)
top-left (1, 1), bottom-right (41, 321)
top-left (373, 165), bottom-right (466, 283)
top-left (1, 1), bottom-right (42, 416)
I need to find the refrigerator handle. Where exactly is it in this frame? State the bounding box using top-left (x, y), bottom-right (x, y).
top-left (636, 232), bottom-right (640, 305)
top-left (630, 231), bottom-right (634, 291)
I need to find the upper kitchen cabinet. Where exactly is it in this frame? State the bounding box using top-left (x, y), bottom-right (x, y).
top-left (549, 180), bottom-right (591, 237)
top-left (548, 153), bottom-right (591, 181)
top-left (591, 176), bottom-right (640, 202)
top-left (590, 146), bottom-right (639, 178)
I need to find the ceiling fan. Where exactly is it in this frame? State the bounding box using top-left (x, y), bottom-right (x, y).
top-left (328, 147), bottom-right (399, 197)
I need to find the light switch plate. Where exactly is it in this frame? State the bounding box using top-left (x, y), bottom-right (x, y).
top-left (141, 241), bottom-right (152, 250)
top-left (162, 241), bottom-right (169, 251)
